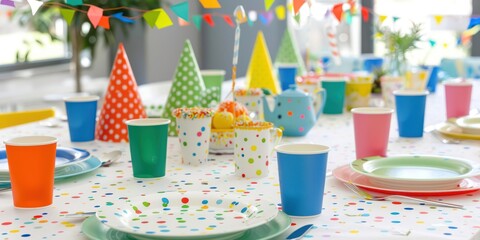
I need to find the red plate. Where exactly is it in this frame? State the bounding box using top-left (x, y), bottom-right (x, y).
top-left (333, 164), bottom-right (480, 196)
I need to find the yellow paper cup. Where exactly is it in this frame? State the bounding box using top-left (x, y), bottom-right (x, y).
top-left (345, 76), bottom-right (373, 111)
top-left (404, 70), bottom-right (428, 90)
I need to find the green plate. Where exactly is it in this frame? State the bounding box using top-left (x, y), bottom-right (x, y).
top-left (350, 155), bottom-right (480, 190)
top-left (0, 156), bottom-right (101, 183)
top-left (82, 211), bottom-right (291, 240)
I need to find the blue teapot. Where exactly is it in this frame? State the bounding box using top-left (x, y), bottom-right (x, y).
top-left (262, 85), bottom-right (326, 136)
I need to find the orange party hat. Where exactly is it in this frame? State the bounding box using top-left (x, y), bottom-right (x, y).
top-left (95, 43), bottom-right (147, 142)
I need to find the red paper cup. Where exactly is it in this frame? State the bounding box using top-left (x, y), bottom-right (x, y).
top-left (5, 136), bottom-right (57, 208)
top-left (444, 80), bottom-right (473, 119)
top-left (352, 107), bottom-right (393, 159)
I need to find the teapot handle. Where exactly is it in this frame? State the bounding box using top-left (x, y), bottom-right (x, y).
top-left (315, 88), bottom-right (327, 119)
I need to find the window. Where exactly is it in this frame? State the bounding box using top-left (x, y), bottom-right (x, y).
top-left (0, 5), bottom-right (69, 71)
top-left (374, 0), bottom-right (473, 66)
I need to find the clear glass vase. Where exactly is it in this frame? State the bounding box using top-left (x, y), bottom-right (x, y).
top-left (386, 52), bottom-right (407, 77)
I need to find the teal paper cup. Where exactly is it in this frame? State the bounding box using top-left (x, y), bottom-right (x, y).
top-left (126, 118), bottom-right (170, 178)
top-left (201, 70), bottom-right (226, 105)
top-left (321, 76), bottom-right (348, 114)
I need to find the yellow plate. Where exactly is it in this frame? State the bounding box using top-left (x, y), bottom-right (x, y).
top-left (435, 122), bottom-right (480, 140)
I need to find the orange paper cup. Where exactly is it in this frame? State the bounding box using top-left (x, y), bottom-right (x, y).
top-left (5, 136), bottom-right (57, 208)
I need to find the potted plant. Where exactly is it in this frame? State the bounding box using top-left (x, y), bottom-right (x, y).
top-left (376, 22), bottom-right (422, 77)
top-left (12, 0), bottom-right (161, 92)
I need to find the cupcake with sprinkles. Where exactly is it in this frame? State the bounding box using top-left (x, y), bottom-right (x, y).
top-left (173, 107), bottom-right (214, 166)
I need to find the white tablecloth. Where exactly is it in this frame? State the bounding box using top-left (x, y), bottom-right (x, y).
top-left (0, 81), bottom-right (479, 240)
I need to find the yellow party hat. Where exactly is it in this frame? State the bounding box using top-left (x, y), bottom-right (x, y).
top-left (246, 31), bottom-right (281, 94)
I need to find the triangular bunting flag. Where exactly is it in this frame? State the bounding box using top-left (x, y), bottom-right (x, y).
top-left (95, 43), bottom-right (147, 142)
top-left (87, 5), bottom-right (103, 28)
top-left (223, 15), bottom-right (234, 27)
top-left (428, 39), bottom-right (436, 47)
top-left (159, 40), bottom-right (206, 136)
top-left (434, 15), bottom-right (443, 25)
top-left (467, 17), bottom-right (480, 29)
top-left (203, 14), bottom-right (214, 27)
top-left (392, 16), bottom-right (399, 22)
top-left (0, 0), bottom-right (15, 7)
top-left (199, 0), bottom-right (221, 9)
top-left (345, 11), bottom-right (352, 25)
top-left (178, 17), bottom-right (190, 26)
top-left (265, 0), bottom-right (274, 11)
top-left (65, 0), bottom-right (82, 6)
top-left (155, 9), bottom-right (173, 29)
top-left (143, 9), bottom-right (161, 28)
top-left (60, 8), bottom-right (75, 26)
top-left (27, 0), bottom-right (43, 15)
top-left (98, 16), bottom-right (110, 29)
top-left (111, 12), bottom-right (135, 23)
top-left (332, 3), bottom-right (343, 22)
top-left (379, 15), bottom-right (387, 23)
top-left (275, 28), bottom-right (307, 76)
top-left (293, 0), bottom-right (305, 15)
top-left (259, 12), bottom-right (273, 25)
top-left (246, 31), bottom-right (281, 94)
top-left (361, 6), bottom-right (368, 22)
top-left (192, 15), bottom-right (202, 29)
top-left (171, 1), bottom-right (189, 22)
top-left (275, 5), bottom-right (285, 20)
top-left (293, 13), bottom-right (301, 24)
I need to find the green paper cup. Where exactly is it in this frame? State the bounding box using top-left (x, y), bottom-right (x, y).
top-left (126, 118), bottom-right (170, 179)
top-left (201, 70), bottom-right (226, 104)
top-left (321, 76), bottom-right (348, 114)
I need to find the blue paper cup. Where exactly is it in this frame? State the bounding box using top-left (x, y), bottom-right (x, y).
top-left (64, 96), bottom-right (99, 142)
top-left (277, 64), bottom-right (298, 91)
top-left (421, 65), bottom-right (439, 93)
top-left (363, 57), bottom-right (384, 73)
top-left (393, 90), bottom-right (429, 138)
top-left (275, 143), bottom-right (329, 217)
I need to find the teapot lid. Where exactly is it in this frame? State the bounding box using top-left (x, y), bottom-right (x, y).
top-left (280, 85), bottom-right (308, 98)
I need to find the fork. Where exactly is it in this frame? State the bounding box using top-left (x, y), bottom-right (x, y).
top-left (424, 125), bottom-right (461, 144)
top-left (344, 182), bottom-right (464, 209)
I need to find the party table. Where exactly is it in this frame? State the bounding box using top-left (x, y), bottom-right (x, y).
top-left (0, 81), bottom-right (479, 240)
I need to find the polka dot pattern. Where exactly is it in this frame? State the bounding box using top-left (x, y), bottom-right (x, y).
top-left (159, 40), bottom-right (206, 136)
top-left (176, 117), bottom-right (212, 166)
top-left (274, 29), bottom-right (306, 75)
top-left (95, 44), bottom-right (147, 142)
top-left (234, 126), bottom-right (276, 178)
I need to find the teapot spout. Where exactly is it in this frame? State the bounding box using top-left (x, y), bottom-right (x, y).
top-left (262, 95), bottom-right (274, 122)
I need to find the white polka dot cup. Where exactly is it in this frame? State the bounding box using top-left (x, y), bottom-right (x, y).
top-left (173, 108), bottom-right (214, 166)
top-left (234, 88), bottom-right (264, 120)
top-left (234, 122), bottom-right (282, 178)
top-left (380, 76), bottom-right (404, 107)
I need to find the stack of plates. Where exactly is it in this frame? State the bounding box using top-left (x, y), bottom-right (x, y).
top-left (334, 155), bottom-right (480, 196)
top-left (435, 116), bottom-right (480, 140)
top-left (82, 191), bottom-right (291, 240)
top-left (0, 147), bottom-right (101, 183)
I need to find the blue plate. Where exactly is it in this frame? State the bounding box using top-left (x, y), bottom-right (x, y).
top-left (0, 147), bottom-right (91, 172)
top-left (0, 156), bottom-right (101, 182)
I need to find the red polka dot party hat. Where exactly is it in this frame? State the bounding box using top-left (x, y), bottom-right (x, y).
top-left (95, 43), bottom-right (147, 142)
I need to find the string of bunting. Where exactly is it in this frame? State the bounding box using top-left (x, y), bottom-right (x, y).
top-left (2, 0), bottom-right (479, 41)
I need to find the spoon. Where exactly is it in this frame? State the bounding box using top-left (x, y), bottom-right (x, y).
top-left (100, 150), bottom-right (122, 167)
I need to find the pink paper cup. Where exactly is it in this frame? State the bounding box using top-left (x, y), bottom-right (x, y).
top-left (444, 80), bottom-right (473, 119)
top-left (352, 107), bottom-right (394, 159)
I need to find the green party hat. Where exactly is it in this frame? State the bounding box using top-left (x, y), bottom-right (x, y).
top-left (274, 28), bottom-right (306, 75)
top-left (160, 39), bottom-right (206, 136)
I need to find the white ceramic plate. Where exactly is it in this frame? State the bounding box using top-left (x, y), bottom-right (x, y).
top-left (96, 191), bottom-right (278, 239)
top-left (455, 115), bottom-right (480, 135)
top-left (350, 155), bottom-right (480, 190)
top-left (0, 147), bottom-right (91, 173)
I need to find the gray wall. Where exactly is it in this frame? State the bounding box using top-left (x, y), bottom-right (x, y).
top-left (201, 0), bottom-right (287, 78)
top-left (472, 0), bottom-right (479, 56)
